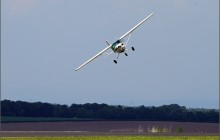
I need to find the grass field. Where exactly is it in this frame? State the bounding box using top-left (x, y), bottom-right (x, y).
top-left (1, 136), bottom-right (219, 140)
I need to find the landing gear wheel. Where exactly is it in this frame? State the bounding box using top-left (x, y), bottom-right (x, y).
top-left (125, 53), bottom-right (128, 56)
top-left (131, 47), bottom-right (135, 51)
top-left (113, 60), bottom-right (117, 64)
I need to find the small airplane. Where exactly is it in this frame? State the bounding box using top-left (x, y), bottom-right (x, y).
top-left (75, 13), bottom-right (154, 71)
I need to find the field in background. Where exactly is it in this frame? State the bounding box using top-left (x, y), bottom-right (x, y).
top-left (1, 121), bottom-right (218, 138)
top-left (1, 136), bottom-right (219, 140)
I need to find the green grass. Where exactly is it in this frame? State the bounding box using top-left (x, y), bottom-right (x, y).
top-left (1, 136), bottom-right (219, 140)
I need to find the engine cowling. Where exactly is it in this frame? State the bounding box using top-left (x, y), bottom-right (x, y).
top-left (115, 43), bottom-right (125, 53)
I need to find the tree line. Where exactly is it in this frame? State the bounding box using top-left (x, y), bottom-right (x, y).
top-left (1, 100), bottom-right (219, 123)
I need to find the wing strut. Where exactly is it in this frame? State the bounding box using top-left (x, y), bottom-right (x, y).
top-left (125, 33), bottom-right (132, 47)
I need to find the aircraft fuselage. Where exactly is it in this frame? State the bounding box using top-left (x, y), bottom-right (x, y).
top-left (111, 40), bottom-right (125, 53)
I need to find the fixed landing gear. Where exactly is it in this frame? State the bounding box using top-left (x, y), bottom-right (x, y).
top-left (131, 46), bottom-right (135, 51)
top-left (113, 47), bottom-right (135, 64)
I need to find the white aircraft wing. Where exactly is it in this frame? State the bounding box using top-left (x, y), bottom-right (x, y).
top-left (119, 13), bottom-right (154, 40)
top-left (75, 45), bottom-right (111, 71)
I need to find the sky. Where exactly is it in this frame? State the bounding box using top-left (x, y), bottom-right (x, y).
top-left (2, 0), bottom-right (219, 109)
